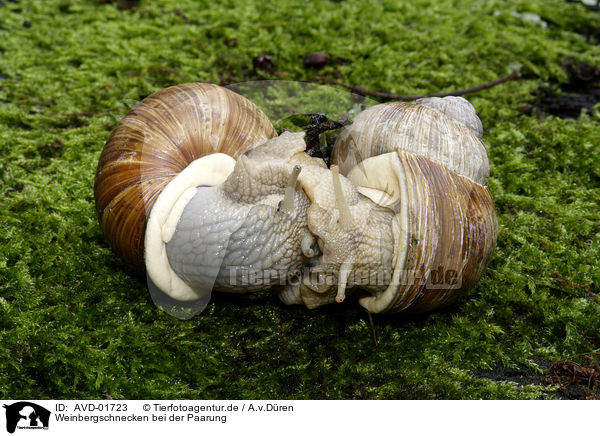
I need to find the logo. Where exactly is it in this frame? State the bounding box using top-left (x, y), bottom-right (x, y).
top-left (3, 402), bottom-right (50, 434)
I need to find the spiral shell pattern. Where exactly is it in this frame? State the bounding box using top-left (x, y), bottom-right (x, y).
top-left (333, 98), bottom-right (497, 314)
top-left (94, 83), bottom-right (276, 271)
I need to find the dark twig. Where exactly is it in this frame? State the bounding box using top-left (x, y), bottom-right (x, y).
top-left (303, 114), bottom-right (351, 151)
top-left (560, 351), bottom-right (600, 363)
top-left (542, 354), bottom-right (600, 399)
top-left (301, 113), bottom-right (352, 166)
top-left (365, 309), bottom-right (378, 347)
top-left (552, 270), bottom-right (599, 305)
top-left (312, 71), bottom-right (522, 100)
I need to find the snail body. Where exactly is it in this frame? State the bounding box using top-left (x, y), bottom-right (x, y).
top-left (95, 83), bottom-right (497, 315)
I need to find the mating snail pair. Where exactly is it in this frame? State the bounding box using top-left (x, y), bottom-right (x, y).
top-left (94, 83), bottom-right (497, 317)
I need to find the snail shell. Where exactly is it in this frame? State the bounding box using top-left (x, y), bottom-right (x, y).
top-left (95, 83), bottom-right (497, 318)
top-left (332, 96), bottom-right (488, 184)
top-left (331, 97), bottom-right (497, 313)
top-left (94, 83), bottom-right (276, 272)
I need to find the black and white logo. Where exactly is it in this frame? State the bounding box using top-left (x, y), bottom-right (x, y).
top-left (3, 402), bottom-right (50, 434)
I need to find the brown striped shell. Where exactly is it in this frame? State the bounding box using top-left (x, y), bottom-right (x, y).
top-left (94, 83), bottom-right (276, 272)
top-left (332, 98), bottom-right (498, 314)
top-left (332, 99), bottom-right (489, 185)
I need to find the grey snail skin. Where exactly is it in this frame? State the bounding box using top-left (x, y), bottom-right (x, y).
top-left (94, 83), bottom-right (497, 315)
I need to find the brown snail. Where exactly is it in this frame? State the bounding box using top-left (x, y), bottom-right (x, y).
top-left (94, 83), bottom-right (497, 316)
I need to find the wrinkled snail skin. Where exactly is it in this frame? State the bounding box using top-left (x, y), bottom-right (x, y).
top-left (275, 137), bottom-right (398, 309)
top-left (164, 134), bottom-right (315, 300)
top-left (95, 83), bottom-right (497, 316)
top-left (163, 130), bottom-right (389, 304)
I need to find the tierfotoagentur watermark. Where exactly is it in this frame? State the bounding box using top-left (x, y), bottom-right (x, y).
top-left (224, 265), bottom-right (462, 290)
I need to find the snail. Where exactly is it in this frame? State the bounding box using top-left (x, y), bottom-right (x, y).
top-left (94, 83), bottom-right (497, 316)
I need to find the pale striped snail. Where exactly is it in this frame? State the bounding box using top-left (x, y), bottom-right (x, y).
top-left (94, 83), bottom-right (497, 316)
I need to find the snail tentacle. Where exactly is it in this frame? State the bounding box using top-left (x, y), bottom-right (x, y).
top-left (336, 256), bottom-right (354, 303)
top-left (331, 165), bottom-right (354, 229)
top-left (280, 165), bottom-right (302, 215)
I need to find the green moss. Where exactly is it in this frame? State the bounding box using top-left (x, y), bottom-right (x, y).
top-left (1, 0), bottom-right (599, 399)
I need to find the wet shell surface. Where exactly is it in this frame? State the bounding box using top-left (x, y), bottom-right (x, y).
top-left (94, 83), bottom-right (276, 271)
top-left (333, 98), bottom-right (497, 314)
top-left (332, 99), bottom-right (490, 185)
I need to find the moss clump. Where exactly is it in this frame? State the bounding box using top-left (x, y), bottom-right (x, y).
top-left (0, 0), bottom-right (599, 399)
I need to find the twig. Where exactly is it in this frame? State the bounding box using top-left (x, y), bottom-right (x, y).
top-left (552, 270), bottom-right (599, 305)
top-left (542, 354), bottom-right (600, 399)
top-left (312, 71), bottom-right (522, 100)
top-left (365, 309), bottom-right (378, 347)
top-left (303, 113), bottom-right (352, 164)
top-left (561, 351), bottom-right (600, 362)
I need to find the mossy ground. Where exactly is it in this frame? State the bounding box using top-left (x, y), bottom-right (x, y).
top-left (1, 0), bottom-right (599, 399)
